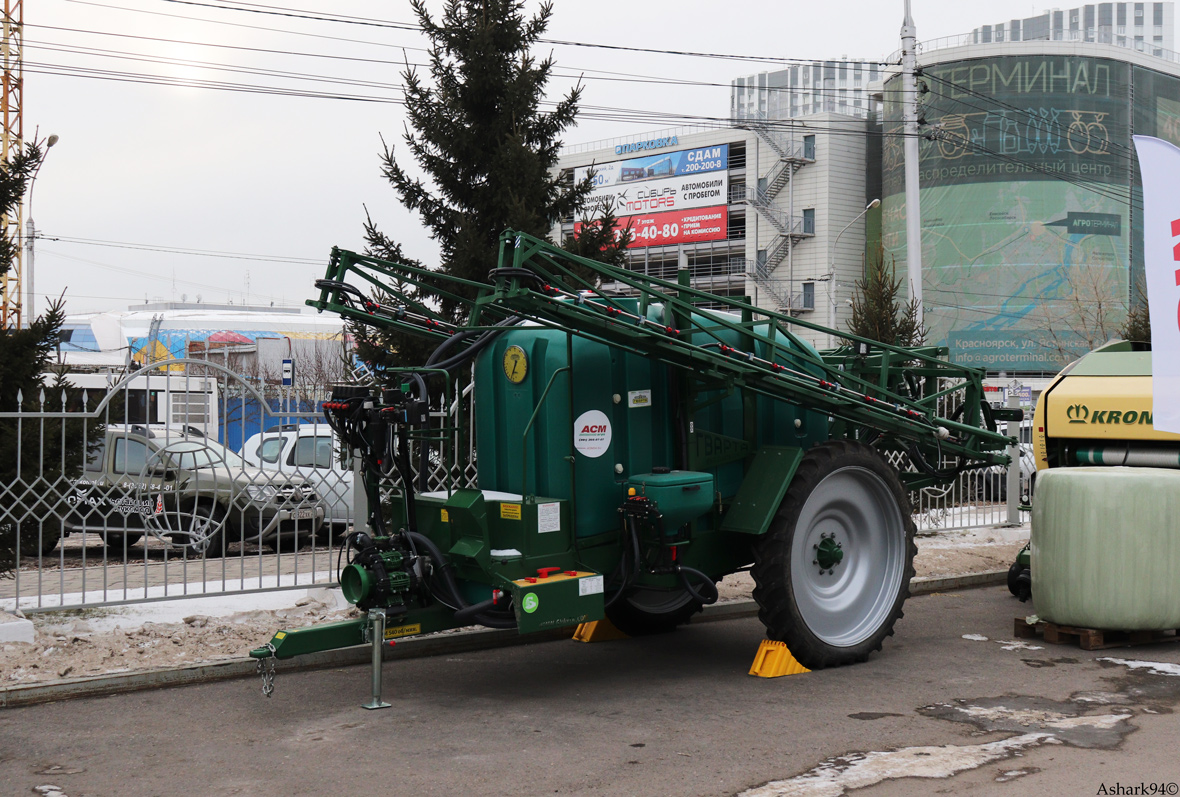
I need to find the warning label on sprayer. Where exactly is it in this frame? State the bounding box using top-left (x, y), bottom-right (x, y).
top-left (573, 410), bottom-right (612, 458)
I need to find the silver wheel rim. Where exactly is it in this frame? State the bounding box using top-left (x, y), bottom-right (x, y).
top-left (789, 465), bottom-right (906, 647)
top-left (184, 511), bottom-right (215, 552)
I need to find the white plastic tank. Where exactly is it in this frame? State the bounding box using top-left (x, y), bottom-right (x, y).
top-left (1032, 466), bottom-right (1180, 630)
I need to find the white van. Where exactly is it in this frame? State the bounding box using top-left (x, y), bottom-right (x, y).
top-left (242, 424), bottom-right (354, 538)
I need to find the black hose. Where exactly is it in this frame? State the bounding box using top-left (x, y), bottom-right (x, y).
top-left (487, 267), bottom-right (546, 288)
top-left (903, 370), bottom-right (921, 399)
top-left (979, 399), bottom-right (997, 433)
top-left (424, 326), bottom-right (480, 367)
top-left (453, 597), bottom-right (498, 623)
top-left (452, 597), bottom-right (518, 627)
top-left (629, 514), bottom-right (643, 575)
top-left (395, 429), bottom-right (419, 530)
top-left (402, 364), bottom-right (432, 494)
top-left (403, 530), bottom-right (517, 629)
top-left (424, 315), bottom-right (520, 369)
top-left (603, 553), bottom-right (629, 609)
top-left (403, 531), bottom-right (461, 606)
top-left (603, 516), bottom-right (639, 609)
top-left (677, 565), bottom-right (719, 605)
top-left (425, 317), bottom-right (519, 373)
top-left (413, 316), bottom-right (521, 490)
top-left (337, 530), bottom-right (370, 583)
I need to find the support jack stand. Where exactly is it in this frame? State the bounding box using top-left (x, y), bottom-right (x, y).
top-left (362, 609), bottom-right (392, 710)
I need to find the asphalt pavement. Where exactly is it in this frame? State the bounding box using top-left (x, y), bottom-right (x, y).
top-left (3, 585), bottom-right (1180, 797)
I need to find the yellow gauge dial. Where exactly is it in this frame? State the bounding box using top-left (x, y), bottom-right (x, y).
top-left (503, 345), bottom-right (528, 384)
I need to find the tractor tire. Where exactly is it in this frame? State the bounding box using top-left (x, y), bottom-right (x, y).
top-left (605, 587), bottom-right (703, 636)
top-left (1007, 561), bottom-right (1032, 602)
top-left (1006, 560), bottom-right (1023, 596)
top-left (752, 440), bottom-right (916, 669)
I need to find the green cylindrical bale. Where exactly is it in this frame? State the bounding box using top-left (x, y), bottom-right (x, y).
top-left (1032, 466), bottom-right (1180, 630)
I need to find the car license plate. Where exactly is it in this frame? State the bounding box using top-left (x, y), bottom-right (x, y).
top-left (294, 508), bottom-right (315, 520)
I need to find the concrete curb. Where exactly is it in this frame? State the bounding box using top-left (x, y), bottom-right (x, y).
top-left (0, 569), bottom-right (1007, 709)
top-left (912, 569), bottom-right (1008, 595)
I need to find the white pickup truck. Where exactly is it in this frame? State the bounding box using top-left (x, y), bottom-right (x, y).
top-left (242, 424), bottom-right (354, 539)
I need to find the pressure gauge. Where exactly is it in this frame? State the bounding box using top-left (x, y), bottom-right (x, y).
top-left (503, 345), bottom-right (528, 384)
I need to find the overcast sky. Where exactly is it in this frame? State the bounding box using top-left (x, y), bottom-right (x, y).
top-left (27, 0), bottom-right (1063, 316)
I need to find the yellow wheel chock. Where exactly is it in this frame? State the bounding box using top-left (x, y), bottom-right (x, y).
top-left (571, 618), bottom-right (629, 642)
top-left (749, 639), bottom-right (810, 677)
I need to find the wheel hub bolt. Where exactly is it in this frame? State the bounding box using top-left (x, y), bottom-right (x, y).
top-left (815, 535), bottom-right (844, 571)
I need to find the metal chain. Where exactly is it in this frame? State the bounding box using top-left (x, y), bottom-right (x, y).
top-left (256, 643), bottom-right (277, 698)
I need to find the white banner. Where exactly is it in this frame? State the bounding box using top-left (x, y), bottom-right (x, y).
top-left (1132, 135), bottom-right (1180, 434)
top-left (578, 172), bottom-right (728, 217)
top-left (574, 145), bottom-right (729, 218)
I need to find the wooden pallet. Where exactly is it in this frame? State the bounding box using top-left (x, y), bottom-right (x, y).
top-left (1015, 617), bottom-right (1180, 650)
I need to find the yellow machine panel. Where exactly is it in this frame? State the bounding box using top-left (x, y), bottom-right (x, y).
top-left (1043, 376), bottom-right (1177, 441)
top-left (1032, 343), bottom-right (1180, 472)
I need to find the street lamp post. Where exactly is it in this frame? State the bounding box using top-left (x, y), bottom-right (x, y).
top-left (826, 198), bottom-right (880, 348)
top-left (26, 134), bottom-right (59, 325)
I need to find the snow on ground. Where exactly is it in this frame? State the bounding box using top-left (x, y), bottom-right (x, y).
top-left (0, 523), bottom-right (1028, 686)
top-left (913, 523), bottom-right (1028, 579)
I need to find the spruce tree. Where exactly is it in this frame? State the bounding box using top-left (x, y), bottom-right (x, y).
top-left (374, 0), bottom-right (590, 313)
top-left (1120, 278), bottom-right (1151, 344)
top-left (348, 210), bottom-right (434, 381)
top-left (0, 141), bottom-right (100, 574)
top-left (843, 245), bottom-right (926, 348)
top-left (561, 199), bottom-right (634, 280)
top-left (355, 0), bottom-right (635, 387)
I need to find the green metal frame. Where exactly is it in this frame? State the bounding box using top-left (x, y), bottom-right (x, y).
top-left (308, 231), bottom-right (1012, 488)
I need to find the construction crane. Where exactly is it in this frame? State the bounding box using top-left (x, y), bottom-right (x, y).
top-left (0, 0), bottom-right (21, 329)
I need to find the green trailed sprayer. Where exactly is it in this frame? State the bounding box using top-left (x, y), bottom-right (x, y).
top-left (251, 230), bottom-right (1016, 704)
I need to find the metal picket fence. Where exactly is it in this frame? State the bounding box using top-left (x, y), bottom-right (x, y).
top-left (1, 360), bottom-right (343, 613)
top-left (2, 361), bottom-right (1025, 615)
top-left (894, 377), bottom-right (1033, 532)
top-left (908, 460), bottom-right (1032, 532)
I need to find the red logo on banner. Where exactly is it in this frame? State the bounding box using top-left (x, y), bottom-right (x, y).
top-left (1172, 218), bottom-right (1180, 332)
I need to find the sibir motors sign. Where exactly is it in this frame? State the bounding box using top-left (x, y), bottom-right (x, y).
top-left (574, 145), bottom-right (729, 248)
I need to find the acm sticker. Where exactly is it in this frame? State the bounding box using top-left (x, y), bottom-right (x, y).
top-left (574, 410), bottom-right (612, 458)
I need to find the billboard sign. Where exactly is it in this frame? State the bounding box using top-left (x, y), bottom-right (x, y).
top-left (882, 55), bottom-right (1132, 372)
top-left (581, 173), bottom-right (727, 217)
top-left (574, 145), bottom-right (730, 248)
top-left (577, 145), bottom-right (728, 188)
top-left (577, 207), bottom-right (728, 249)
